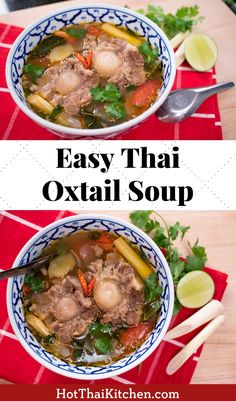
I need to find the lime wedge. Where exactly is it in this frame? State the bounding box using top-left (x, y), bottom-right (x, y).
top-left (184, 33), bottom-right (218, 72)
top-left (176, 271), bottom-right (215, 308)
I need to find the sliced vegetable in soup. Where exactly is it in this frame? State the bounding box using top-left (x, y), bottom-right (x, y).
top-left (23, 230), bottom-right (162, 365)
top-left (22, 22), bottom-right (163, 129)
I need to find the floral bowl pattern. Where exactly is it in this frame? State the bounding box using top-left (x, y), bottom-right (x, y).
top-left (6, 4), bottom-right (176, 139)
top-left (7, 214), bottom-right (174, 380)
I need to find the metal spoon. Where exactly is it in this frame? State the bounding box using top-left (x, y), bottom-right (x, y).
top-left (0, 255), bottom-right (52, 280)
top-left (156, 81), bottom-right (235, 123)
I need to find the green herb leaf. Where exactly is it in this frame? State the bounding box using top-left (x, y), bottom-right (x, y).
top-left (129, 210), bottom-right (153, 231)
top-left (143, 300), bottom-right (161, 320)
top-left (105, 102), bottom-right (126, 121)
top-left (72, 348), bottom-right (83, 360)
top-left (24, 63), bottom-right (45, 83)
top-left (24, 272), bottom-right (44, 293)
top-left (32, 35), bottom-right (65, 57)
top-left (44, 334), bottom-right (55, 344)
top-left (137, 4), bottom-right (204, 39)
top-left (168, 222), bottom-right (190, 240)
top-left (185, 240), bottom-right (207, 271)
top-left (51, 106), bottom-right (63, 121)
top-left (83, 114), bottom-right (103, 129)
top-left (185, 254), bottom-right (206, 271)
top-left (152, 226), bottom-right (170, 248)
top-left (94, 336), bottom-right (113, 354)
top-left (91, 83), bottom-right (121, 103)
top-left (129, 210), bottom-right (207, 318)
top-left (65, 27), bottom-right (86, 39)
top-left (89, 322), bottom-right (114, 337)
top-left (144, 272), bottom-right (162, 302)
top-left (170, 259), bottom-right (185, 283)
top-left (139, 42), bottom-right (159, 64)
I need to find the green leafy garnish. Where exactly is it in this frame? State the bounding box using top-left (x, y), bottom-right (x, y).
top-left (44, 334), bottom-right (55, 344)
top-left (51, 106), bottom-right (63, 121)
top-left (65, 27), bottom-right (86, 39)
top-left (185, 239), bottom-right (207, 271)
top-left (31, 35), bottom-right (65, 57)
top-left (139, 42), bottom-right (159, 64)
top-left (105, 102), bottom-right (126, 121)
top-left (89, 322), bottom-right (114, 337)
top-left (72, 348), bottom-right (83, 360)
top-left (137, 4), bottom-right (204, 39)
top-left (94, 336), bottom-right (113, 354)
top-left (24, 63), bottom-right (45, 83)
top-left (83, 114), bottom-right (103, 129)
top-left (90, 83), bottom-right (121, 103)
top-left (24, 272), bottom-right (44, 293)
top-left (144, 272), bottom-right (162, 302)
top-left (143, 300), bottom-right (161, 320)
top-left (130, 211), bottom-right (207, 315)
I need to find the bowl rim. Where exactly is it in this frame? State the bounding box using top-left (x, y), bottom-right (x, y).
top-left (7, 213), bottom-right (174, 380)
top-left (6, 3), bottom-right (176, 138)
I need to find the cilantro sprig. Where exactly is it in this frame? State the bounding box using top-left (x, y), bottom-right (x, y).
top-left (137, 4), bottom-right (204, 39)
top-left (130, 211), bottom-right (207, 314)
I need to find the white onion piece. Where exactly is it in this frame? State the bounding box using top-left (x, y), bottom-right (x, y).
top-left (55, 71), bottom-right (81, 95)
top-left (93, 50), bottom-right (122, 77)
top-left (94, 280), bottom-right (122, 311)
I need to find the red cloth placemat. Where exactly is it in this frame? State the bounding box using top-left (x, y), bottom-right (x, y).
top-left (0, 23), bottom-right (222, 140)
top-left (0, 210), bottom-right (228, 384)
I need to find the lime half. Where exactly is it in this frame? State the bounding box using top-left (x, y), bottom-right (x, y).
top-left (176, 270), bottom-right (215, 308)
top-left (184, 33), bottom-right (218, 72)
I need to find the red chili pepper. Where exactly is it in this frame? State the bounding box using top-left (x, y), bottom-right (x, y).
top-left (87, 25), bottom-right (102, 37)
top-left (77, 269), bottom-right (88, 295)
top-left (87, 277), bottom-right (96, 296)
top-left (86, 49), bottom-right (93, 69)
top-left (73, 50), bottom-right (88, 68)
top-left (95, 232), bottom-right (114, 252)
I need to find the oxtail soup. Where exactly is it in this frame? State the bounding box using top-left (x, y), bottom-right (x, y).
top-left (23, 229), bottom-right (162, 365)
top-left (22, 22), bottom-right (163, 129)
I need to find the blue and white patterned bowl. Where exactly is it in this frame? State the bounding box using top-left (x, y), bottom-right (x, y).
top-left (7, 214), bottom-right (174, 380)
top-left (6, 4), bottom-right (176, 139)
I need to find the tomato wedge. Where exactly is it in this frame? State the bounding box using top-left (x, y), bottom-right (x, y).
top-left (95, 232), bottom-right (114, 252)
top-left (87, 25), bottom-right (102, 37)
top-left (131, 80), bottom-right (160, 108)
top-left (120, 322), bottom-right (153, 350)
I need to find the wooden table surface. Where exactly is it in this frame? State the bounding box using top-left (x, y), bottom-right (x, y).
top-left (0, 0), bottom-right (236, 138)
top-left (0, 210), bottom-right (236, 384)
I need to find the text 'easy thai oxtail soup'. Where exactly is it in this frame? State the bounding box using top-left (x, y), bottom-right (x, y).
top-left (22, 22), bottom-right (163, 129)
top-left (23, 230), bottom-right (162, 365)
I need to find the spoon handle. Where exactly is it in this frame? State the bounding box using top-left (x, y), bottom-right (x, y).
top-left (197, 81), bottom-right (235, 97)
top-left (0, 255), bottom-right (51, 280)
